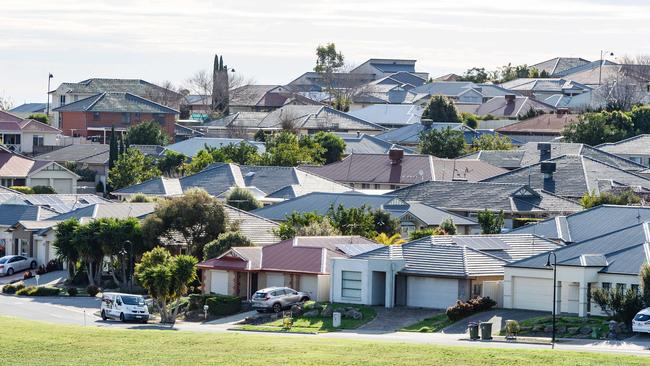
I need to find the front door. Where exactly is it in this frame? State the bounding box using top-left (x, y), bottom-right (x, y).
top-left (250, 273), bottom-right (259, 297)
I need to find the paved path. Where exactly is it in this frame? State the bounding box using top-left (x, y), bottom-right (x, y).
top-left (442, 309), bottom-right (547, 335)
top-left (0, 270), bottom-right (68, 287)
top-left (359, 307), bottom-right (436, 333)
top-left (1, 294), bottom-right (649, 356)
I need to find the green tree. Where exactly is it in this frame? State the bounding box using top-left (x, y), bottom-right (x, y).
top-left (592, 287), bottom-right (644, 325)
top-left (477, 209), bottom-right (505, 234)
top-left (53, 219), bottom-right (81, 277)
top-left (108, 125), bottom-right (118, 171)
top-left (328, 204), bottom-right (399, 238)
top-left (439, 218), bottom-right (457, 235)
top-left (563, 111), bottom-right (633, 146)
top-left (295, 220), bottom-right (340, 237)
top-left (135, 247), bottom-right (198, 324)
top-left (219, 142), bottom-right (261, 165)
top-left (631, 106), bottom-right (650, 134)
top-left (226, 187), bottom-right (262, 211)
top-left (422, 95), bottom-right (461, 122)
top-left (142, 188), bottom-right (227, 259)
top-left (467, 134), bottom-right (513, 152)
top-left (263, 131), bottom-right (315, 166)
top-left (458, 67), bottom-right (489, 83)
top-left (125, 121), bottom-right (170, 146)
top-left (96, 217), bottom-right (145, 289)
top-left (203, 232), bottom-right (253, 260)
top-left (182, 149), bottom-right (215, 175)
top-left (274, 212), bottom-right (327, 240)
top-left (108, 148), bottom-right (161, 190)
top-left (579, 189), bottom-right (641, 208)
top-left (640, 263), bottom-right (650, 307)
top-left (72, 220), bottom-right (106, 285)
top-left (419, 127), bottom-right (466, 158)
top-left (253, 129), bottom-right (267, 142)
top-left (27, 113), bottom-right (49, 124)
top-left (314, 43), bottom-right (344, 74)
top-left (157, 150), bottom-right (187, 177)
top-left (461, 113), bottom-right (479, 129)
top-left (313, 131), bottom-right (346, 164)
top-left (408, 227), bottom-right (443, 241)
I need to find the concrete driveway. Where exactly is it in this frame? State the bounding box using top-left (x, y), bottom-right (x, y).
top-left (442, 309), bottom-right (547, 335)
top-left (358, 307), bottom-right (437, 333)
top-left (0, 270), bottom-right (68, 287)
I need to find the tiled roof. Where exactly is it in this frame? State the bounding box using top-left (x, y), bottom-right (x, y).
top-left (53, 92), bottom-right (179, 114)
top-left (339, 133), bottom-right (416, 155)
top-left (456, 96), bottom-right (556, 118)
top-left (376, 122), bottom-right (480, 145)
top-left (8, 103), bottom-right (47, 114)
top-left (35, 144), bottom-right (109, 164)
top-left (500, 78), bottom-right (591, 93)
top-left (496, 114), bottom-right (580, 134)
top-left (0, 110), bottom-right (24, 123)
top-left (347, 104), bottom-right (423, 127)
top-left (0, 204), bottom-right (58, 227)
top-left (223, 205), bottom-right (280, 246)
top-left (47, 202), bottom-right (156, 221)
top-left (530, 57), bottom-right (591, 76)
top-left (3, 194), bottom-right (109, 213)
top-left (112, 176), bottom-right (183, 196)
top-left (597, 135), bottom-right (650, 156)
top-left (55, 78), bottom-right (182, 99)
top-left (0, 148), bottom-right (71, 178)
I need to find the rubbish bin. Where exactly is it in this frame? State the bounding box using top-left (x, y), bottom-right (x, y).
top-left (480, 322), bottom-right (493, 340)
top-left (332, 312), bottom-right (342, 328)
top-left (468, 322), bottom-right (479, 340)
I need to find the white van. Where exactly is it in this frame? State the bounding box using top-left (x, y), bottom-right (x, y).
top-left (100, 292), bottom-right (149, 323)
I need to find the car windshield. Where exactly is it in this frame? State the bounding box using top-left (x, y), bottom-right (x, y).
top-left (634, 314), bottom-right (650, 321)
top-left (122, 296), bottom-right (145, 306)
top-left (253, 292), bottom-right (267, 299)
top-left (0, 258), bottom-right (7, 264)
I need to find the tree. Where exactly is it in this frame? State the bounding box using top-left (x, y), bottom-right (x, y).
top-left (422, 95), bottom-right (460, 122)
top-left (563, 111), bottom-right (633, 146)
top-left (467, 134), bottom-right (513, 152)
top-left (263, 131), bottom-right (315, 166)
top-left (108, 148), bottom-right (161, 191)
top-left (461, 113), bottom-right (479, 129)
top-left (419, 127), bottom-right (466, 158)
top-left (53, 219), bottom-right (81, 277)
top-left (254, 129), bottom-right (267, 142)
top-left (327, 204), bottom-right (399, 238)
top-left (142, 188), bottom-right (227, 259)
top-left (97, 217), bottom-right (145, 289)
top-left (314, 43), bottom-right (345, 75)
top-left (439, 218), bottom-right (457, 235)
top-left (108, 125), bottom-right (118, 171)
top-left (125, 121), bottom-right (169, 146)
top-left (157, 150), bottom-right (187, 177)
top-left (32, 186), bottom-right (56, 194)
top-left (458, 67), bottom-right (489, 83)
top-left (219, 142), bottom-right (261, 165)
top-left (27, 113), bottom-right (49, 124)
top-left (313, 131), bottom-right (346, 164)
top-left (0, 94), bottom-right (13, 111)
top-left (640, 263), bottom-right (650, 307)
top-left (203, 232), bottom-right (253, 260)
top-left (226, 187), bottom-right (262, 211)
top-left (374, 233), bottom-right (405, 245)
top-left (631, 106), bottom-right (650, 134)
top-left (592, 287), bottom-right (644, 325)
top-left (274, 212), bottom-right (328, 240)
top-left (182, 149), bottom-right (215, 175)
top-left (295, 220), bottom-right (340, 237)
top-left (477, 209), bottom-right (505, 234)
top-left (72, 220), bottom-right (105, 285)
top-left (313, 43), bottom-right (357, 111)
top-left (408, 227), bottom-right (444, 241)
top-left (135, 247), bottom-right (197, 324)
top-left (579, 189), bottom-right (641, 208)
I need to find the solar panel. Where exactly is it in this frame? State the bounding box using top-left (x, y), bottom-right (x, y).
top-left (452, 237), bottom-right (510, 250)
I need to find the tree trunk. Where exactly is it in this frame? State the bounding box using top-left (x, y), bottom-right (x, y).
top-left (159, 299), bottom-right (168, 324)
top-left (86, 261), bottom-right (95, 286)
top-left (170, 294), bottom-right (183, 326)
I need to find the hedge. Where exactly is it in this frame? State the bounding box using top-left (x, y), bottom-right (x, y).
top-left (446, 296), bottom-right (497, 321)
top-left (15, 286), bottom-right (61, 296)
top-left (2, 282), bottom-right (25, 294)
top-left (204, 295), bottom-right (241, 316)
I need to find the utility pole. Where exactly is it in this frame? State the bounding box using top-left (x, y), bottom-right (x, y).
top-left (46, 73), bottom-right (53, 115)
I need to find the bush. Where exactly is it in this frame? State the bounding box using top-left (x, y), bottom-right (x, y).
top-left (205, 295), bottom-right (241, 316)
top-left (9, 186), bottom-right (34, 194)
top-left (592, 288), bottom-right (644, 325)
top-left (86, 285), bottom-right (100, 297)
top-left (446, 296), bottom-right (497, 321)
top-left (32, 185), bottom-right (56, 194)
top-left (69, 269), bottom-right (89, 286)
top-left (203, 232), bottom-right (253, 260)
top-left (2, 281), bottom-right (25, 294)
top-left (46, 260), bottom-right (61, 272)
top-left (36, 265), bottom-right (47, 275)
top-left (67, 287), bottom-right (78, 296)
top-left (15, 286), bottom-right (61, 296)
top-left (23, 271), bottom-right (34, 280)
top-left (188, 293), bottom-right (207, 311)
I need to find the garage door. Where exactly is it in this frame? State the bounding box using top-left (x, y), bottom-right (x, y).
top-left (299, 275), bottom-right (318, 299)
top-left (406, 276), bottom-right (459, 309)
top-left (266, 272), bottom-right (284, 287)
top-left (512, 277), bottom-right (553, 311)
top-left (52, 179), bottom-right (73, 194)
top-left (210, 270), bottom-right (229, 295)
top-left (30, 178), bottom-right (49, 187)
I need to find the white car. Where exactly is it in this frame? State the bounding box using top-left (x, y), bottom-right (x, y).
top-left (633, 308), bottom-right (650, 334)
top-left (100, 292), bottom-right (149, 323)
top-left (0, 255), bottom-right (37, 276)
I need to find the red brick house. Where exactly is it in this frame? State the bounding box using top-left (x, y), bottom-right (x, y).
top-left (54, 92), bottom-right (178, 141)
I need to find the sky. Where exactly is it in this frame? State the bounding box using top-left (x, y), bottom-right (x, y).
top-left (2, 0), bottom-right (650, 104)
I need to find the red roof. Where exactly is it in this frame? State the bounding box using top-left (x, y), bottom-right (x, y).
top-left (496, 114), bottom-right (580, 135)
top-left (0, 110), bottom-right (24, 123)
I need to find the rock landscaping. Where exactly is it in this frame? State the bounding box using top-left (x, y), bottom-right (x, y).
top-left (501, 316), bottom-right (633, 340)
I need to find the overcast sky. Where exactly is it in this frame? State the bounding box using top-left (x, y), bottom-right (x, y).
top-left (2, 0), bottom-right (650, 104)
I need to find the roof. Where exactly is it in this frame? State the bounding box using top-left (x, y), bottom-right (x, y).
top-left (0, 112), bottom-right (60, 134)
top-left (456, 96), bottom-right (556, 118)
top-left (54, 78), bottom-right (182, 99)
top-left (8, 103), bottom-right (47, 114)
top-left (0, 204), bottom-right (58, 227)
top-left (530, 57), bottom-right (591, 76)
top-left (47, 202), bottom-right (156, 221)
top-left (354, 234), bottom-right (559, 277)
top-left (300, 153), bottom-right (507, 184)
top-left (507, 222), bottom-right (650, 276)
top-left (510, 205), bottom-right (650, 243)
top-left (112, 176), bottom-right (184, 196)
top-left (390, 180), bottom-right (583, 214)
top-left (164, 137), bottom-right (264, 157)
top-left (53, 92), bottom-right (179, 114)
top-left (0, 110), bottom-right (25, 123)
top-left (347, 104), bottom-right (423, 127)
top-left (597, 135), bottom-right (650, 156)
top-left (2, 193), bottom-right (109, 213)
top-left (35, 144), bottom-right (109, 164)
top-left (375, 122), bottom-right (481, 145)
top-left (338, 133), bottom-right (416, 155)
top-left (223, 205), bottom-right (280, 246)
top-left (482, 154), bottom-right (650, 198)
top-left (496, 113), bottom-right (580, 135)
top-left (500, 78), bottom-right (592, 94)
top-left (0, 148), bottom-right (76, 179)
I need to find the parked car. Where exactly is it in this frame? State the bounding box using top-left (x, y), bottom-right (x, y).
top-left (0, 255), bottom-right (37, 276)
top-left (633, 308), bottom-right (650, 334)
top-left (251, 287), bottom-right (310, 313)
top-left (101, 292), bottom-right (149, 323)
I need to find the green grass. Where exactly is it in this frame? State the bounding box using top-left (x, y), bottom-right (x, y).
top-left (501, 315), bottom-right (627, 338)
top-left (0, 316), bottom-right (647, 365)
top-left (401, 312), bottom-right (453, 333)
top-left (235, 302), bottom-right (376, 333)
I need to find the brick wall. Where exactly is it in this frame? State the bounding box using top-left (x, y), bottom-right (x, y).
top-left (60, 111), bottom-right (176, 138)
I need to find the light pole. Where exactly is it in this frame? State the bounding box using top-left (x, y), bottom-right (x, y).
top-left (46, 73), bottom-right (53, 116)
top-left (599, 50), bottom-right (614, 86)
top-left (545, 251), bottom-right (557, 349)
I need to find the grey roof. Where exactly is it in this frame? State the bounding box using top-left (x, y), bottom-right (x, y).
top-left (347, 105), bottom-right (423, 127)
top-left (112, 176), bottom-right (183, 196)
top-left (2, 194), bottom-right (109, 213)
top-left (456, 96), bottom-right (556, 119)
top-left (500, 78), bottom-right (592, 94)
top-left (223, 205), bottom-right (279, 246)
top-left (376, 122), bottom-right (478, 145)
top-left (53, 92), bottom-right (178, 114)
top-left (55, 78), bottom-right (182, 99)
top-left (0, 204), bottom-right (58, 227)
top-left (510, 205), bottom-right (650, 243)
top-left (507, 222), bottom-right (650, 276)
top-left (482, 154), bottom-right (650, 198)
top-left (410, 81), bottom-right (478, 96)
top-left (164, 137), bottom-right (265, 157)
top-left (338, 133), bottom-right (416, 155)
top-left (597, 135), bottom-right (650, 157)
top-left (530, 57), bottom-right (592, 77)
top-left (229, 85), bottom-right (281, 106)
top-left (9, 103), bottom-right (47, 113)
top-left (35, 144), bottom-right (109, 164)
top-left (390, 180), bottom-right (583, 214)
top-left (47, 202), bottom-right (156, 221)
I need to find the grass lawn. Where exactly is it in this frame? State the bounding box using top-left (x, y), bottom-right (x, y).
top-left (0, 317), bottom-right (648, 365)
top-left (401, 312), bottom-right (453, 333)
top-left (501, 315), bottom-right (629, 338)
top-left (237, 302), bottom-right (376, 333)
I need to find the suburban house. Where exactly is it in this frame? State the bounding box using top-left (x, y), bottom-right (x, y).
top-left (251, 192), bottom-right (481, 235)
top-left (375, 120), bottom-right (487, 147)
top-left (0, 204), bottom-right (58, 258)
top-left (455, 95), bottom-right (556, 119)
top-left (530, 57), bottom-right (592, 77)
top-left (347, 104), bottom-right (423, 129)
top-left (503, 221), bottom-right (650, 317)
top-left (300, 149), bottom-right (507, 190)
top-left (7, 103), bottom-right (47, 119)
top-left (198, 236), bottom-right (382, 301)
top-left (494, 113), bottom-right (581, 143)
top-left (164, 137), bottom-right (265, 157)
top-left (406, 81), bottom-right (516, 107)
top-left (338, 133), bottom-right (416, 155)
top-left (330, 234), bottom-right (560, 308)
top-left (350, 72), bottom-right (428, 109)
top-left (597, 134), bottom-right (650, 167)
top-left (349, 59), bottom-right (429, 80)
top-left (53, 92), bottom-right (179, 141)
top-left (462, 142), bottom-right (646, 172)
top-left (390, 180), bottom-right (583, 229)
top-left (0, 147), bottom-right (79, 193)
top-left (481, 154), bottom-right (650, 200)
top-left (112, 163), bottom-right (350, 201)
top-left (499, 78), bottom-right (592, 99)
top-left (0, 111), bottom-right (62, 155)
top-left (229, 85), bottom-right (322, 113)
top-left (50, 78), bottom-right (182, 128)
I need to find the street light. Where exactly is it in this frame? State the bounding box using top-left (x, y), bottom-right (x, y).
top-left (46, 73), bottom-right (53, 116)
top-left (599, 50), bottom-right (614, 86)
top-left (545, 251), bottom-right (558, 349)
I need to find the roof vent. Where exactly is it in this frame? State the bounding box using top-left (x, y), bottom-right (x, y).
top-left (389, 148), bottom-right (404, 165)
top-left (538, 142), bottom-right (552, 161)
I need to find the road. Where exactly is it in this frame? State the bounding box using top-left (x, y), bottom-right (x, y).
top-left (1, 294), bottom-right (649, 356)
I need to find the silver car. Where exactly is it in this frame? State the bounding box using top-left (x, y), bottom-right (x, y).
top-left (0, 255), bottom-right (37, 276)
top-left (251, 287), bottom-right (310, 313)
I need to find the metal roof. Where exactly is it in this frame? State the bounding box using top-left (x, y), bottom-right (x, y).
top-left (53, 92), bottom-right (178, 114)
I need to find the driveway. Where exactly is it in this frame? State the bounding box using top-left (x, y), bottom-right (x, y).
top-left (358, 307), bottom-right (436, 333)
top-left (0, 270), bottom-right (68, 287)
top-left (442, 309), bottom-right (547, 335)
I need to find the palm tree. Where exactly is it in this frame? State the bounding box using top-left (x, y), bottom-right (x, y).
top-left (374, 233), bottom-right (406, 245)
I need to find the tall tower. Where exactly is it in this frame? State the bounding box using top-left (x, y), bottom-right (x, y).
top-left (212, 54), bottom-right (230, 115)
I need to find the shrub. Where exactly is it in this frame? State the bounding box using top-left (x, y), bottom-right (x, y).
top-left (446, 296), bottom-right (497, 321)
top-left (9, 186), bottom-right (34, 194)
top-left (86, 285), bottom-right (100, 297)
top-left (23, 271), bottom-right (34, 280)
top-left (46, 260), bottom-right (61, 272)
top-left (36, 265), bottom-right (47, 275)
top-left (16, 286), bottom-right (61, 296)
top-left (67, 287), bottom-right (78, 296)
top-left (592, 288), bottom-right (644, 325)
top-left (205, 295), bottom-right (241, 316)
top-left (2, 281), bottom-right (25, 294)
top-left (188, 294), bottom-right (207, 311)
top-left (203, 232), bottom-right (253, 260)
top-left (32, 185), bottom-right (56, 194)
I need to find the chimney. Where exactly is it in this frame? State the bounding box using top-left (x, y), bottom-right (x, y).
top-left (356, 131), bottom-right (361, 138)
top-left (388, 148), bottom-right (404, 165)
top-left (505, 94), bottom-right (516, 103)
top-left (540, 161), bottom-right (556, 192)
top-left (537, 142), bottom-right (551, 161)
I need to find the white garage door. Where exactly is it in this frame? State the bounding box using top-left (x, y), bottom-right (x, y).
top-left (52, 178), bottom-right (73, 194)
top-left (30, 178), bottom-right (50, 187)
top-left (407, 276), bottom-right (459, 309)
top-left (512, 277), bottom-right (553, 311)
top-left (266, 272), bottom-right (284, 287)
top-left (210, 270), bottom-right (229, 295)
top-left (299, 275), bottom-right (318, 299)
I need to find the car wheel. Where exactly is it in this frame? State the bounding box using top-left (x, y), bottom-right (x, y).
top-left (300, 297), bottom-right (310, 303)
top-left (101, 310), bottom-right (107, 321)
top-left (120, 313), bottom-right (125, 322)
top-left (272, 303), bottom-right (282, 313)
top-left (30, 261), bottom-right (37, 269)
top-left (6, 268), bottom-right (14, 276)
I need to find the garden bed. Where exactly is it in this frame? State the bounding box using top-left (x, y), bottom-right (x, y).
top-left (499, 316), bottom-right (632, 340)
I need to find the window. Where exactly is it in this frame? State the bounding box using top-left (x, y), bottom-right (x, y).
top-left (121, 112), bottom-right (130, 124)
top-left (374, 184), bottom-right (381, 189)
top-left (33, 135), bottom-right (44, 147)
top-left (59, 95), bottom-right (66, 106)
top-left (602, 282), bottom-right (611, 291)
top-left (153, 113), bottom-right (165, 124)
top-left (390, 185), bottom-right (398, 189)
top-left (630, 156), bottom-right (642, 164)
top-left (341, 271), bottom-right (362, 299)
top-left (472, 283), bottom-right (483, 297)
top-left (361, 183), bottom-right (370, 189)
top-left (93, 112), bottom-right (100, 121)
top-left (631, 284), bottom-right (639, 294)
top-left (616, 283), bottom-right (626, 292)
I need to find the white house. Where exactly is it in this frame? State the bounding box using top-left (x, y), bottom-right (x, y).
top-left (0, 147), bottom-right (79, 193)
top-left (0, 111), bottom-right (61, 154)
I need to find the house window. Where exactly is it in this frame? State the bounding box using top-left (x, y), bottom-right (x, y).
top-left (400, 222), bottom-right (416, 235)
top-left (472, 283), bottom-right (483, 297)
top-left (631, 284), bottom-right (639, 294)
top-left (93, 112), bottom-right (100, 121)
top-left (59, 95), bottom-right (66, 106)
top-left (121, 113), bottom-right (130, 124)
top-left (33, 135), bottom-right (44, 147)
top-left (361, 183), bottom-right (370, 189)
top-left (629, 156), bottom-right (642, 164)
top-left (153, 113), bottom-right (165, 124)
top-left (390, 185), bottom-right (398, 189)
top-left (341, 271), bottom-right (362, 300)
top-left (374, 184), bottom-right (381, 189)
top-left (616, 283), bottom-right (626, 292)
top-left (602, 282), bottom-right (611, 291)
